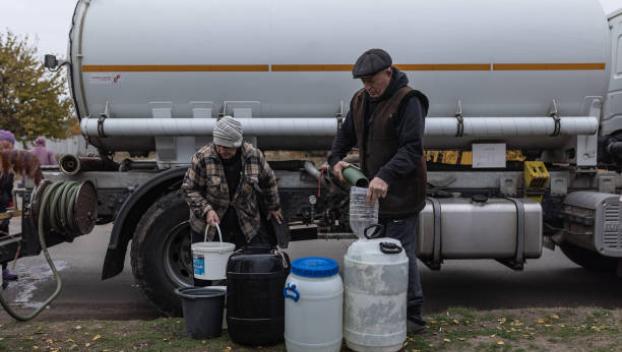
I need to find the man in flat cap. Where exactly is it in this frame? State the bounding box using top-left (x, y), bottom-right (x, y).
top-left (328, 48), bottom-right (429, 333)
top-left (182, 116), bottom-right (283, 283)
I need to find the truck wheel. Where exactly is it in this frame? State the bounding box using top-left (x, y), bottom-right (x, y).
top-left (559, 242), bottom-right (618, 273)
top-left (131, 191), bottom-right (193, 316)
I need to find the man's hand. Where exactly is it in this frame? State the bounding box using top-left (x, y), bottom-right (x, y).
top-left (332, 160), bottom-right (351, 182)
top-left (367, 177), bottom-right (389, 203)
top-left (269, 209), bottom-right (284, 224)
top-left (206, 209), bottom-right (220, 225)
top-left (319, 162), bottom-right (330, 173)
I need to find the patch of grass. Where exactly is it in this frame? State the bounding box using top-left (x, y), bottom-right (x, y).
top-left (1, 307), bottom-right (621, 351)
top-left (0, 319), bottom-right (280, 352)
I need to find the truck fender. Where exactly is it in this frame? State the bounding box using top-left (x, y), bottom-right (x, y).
top-left (101, 167), bottom-right (187, 279)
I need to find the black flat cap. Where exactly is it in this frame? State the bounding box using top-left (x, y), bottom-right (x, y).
top-left (352, 48), bottom-right (392, 78)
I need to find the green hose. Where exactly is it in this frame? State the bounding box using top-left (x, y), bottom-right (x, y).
top-left (343, 165), bottom-right (369, 187)
top-left (0, 181), bottom-right (82, 321)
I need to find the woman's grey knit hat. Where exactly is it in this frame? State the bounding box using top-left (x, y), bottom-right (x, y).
top-left (213, 116), bottom-right (243, 148)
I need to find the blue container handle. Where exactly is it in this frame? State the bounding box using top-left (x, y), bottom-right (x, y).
top-left (283, 283), bottom-right (300, 302)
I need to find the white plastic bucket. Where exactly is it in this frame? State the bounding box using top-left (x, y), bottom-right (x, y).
top-left (191, 224), bottom-right (235, 281)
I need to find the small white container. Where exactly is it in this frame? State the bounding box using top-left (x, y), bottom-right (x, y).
top-left (349, 186), bottom-right (379, 239)
top-left (191, 224), bottom-right (235, 281)
top-left (284, 257), bottom-right (343, 352)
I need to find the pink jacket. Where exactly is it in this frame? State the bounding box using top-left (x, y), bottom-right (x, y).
top-left (31, 146), bottom-right (56, 166)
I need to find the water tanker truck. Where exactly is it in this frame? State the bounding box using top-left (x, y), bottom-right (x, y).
top-left (26, 0), bottom-right (622, 315)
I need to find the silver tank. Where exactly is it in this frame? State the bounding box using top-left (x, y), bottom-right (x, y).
top-left (67, 0), bottom-right (611, 152)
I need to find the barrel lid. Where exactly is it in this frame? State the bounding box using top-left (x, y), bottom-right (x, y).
top-left (291, 257), bottom-right (339, 278)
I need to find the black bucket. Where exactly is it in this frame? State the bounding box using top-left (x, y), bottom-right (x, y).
top-left (175, 287), bottom-right (225, 339)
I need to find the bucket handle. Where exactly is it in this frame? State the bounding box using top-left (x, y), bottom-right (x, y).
top-left (204, 223), bottom-right (224, 243)
top-left (283, 283), bottom-right (300, 302)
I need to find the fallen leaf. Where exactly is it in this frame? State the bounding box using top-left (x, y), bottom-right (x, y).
top-left (74, 325), bottom-right (82, 330)
top-left (550, 314), bottom-right (560, 320)
top-left (443, 338), bottom-right (451, 343)
top-left (452, 319), bottom-right (460, 325)
top-left (511, 320), bottom-right (524, 327)
top-left (92, 335), bottom-right (102, 341)
top-left (85, 343), bottom-right (91, 348)
top-left (537, 319), bottom-right (545, 324)
top-left (496, 340), bottom-right (505, 345)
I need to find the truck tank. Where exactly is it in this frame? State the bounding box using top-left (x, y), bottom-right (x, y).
top-left (68, 0), bottom-right (611, 153)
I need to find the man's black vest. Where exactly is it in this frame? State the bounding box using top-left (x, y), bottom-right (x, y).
top-left (351, 86), bottom-right (427, 217)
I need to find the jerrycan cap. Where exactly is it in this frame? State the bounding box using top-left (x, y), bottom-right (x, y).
top-left (291, 257), bottom-right (339, 278)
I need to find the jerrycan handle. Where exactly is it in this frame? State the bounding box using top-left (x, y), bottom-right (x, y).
top-left (364, 224), bottom-right (384, 239)
top-left (273, 248), bottom-right (291, 270)
top-left (283, 283), bottom-right (300, 302)
top-left (380, 242), bottom-right (403, 255)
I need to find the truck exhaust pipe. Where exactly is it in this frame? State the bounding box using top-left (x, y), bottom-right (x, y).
top-left (59, 154), bottom-right (81, 175)
top-left (59, 155), bottom-right (120, 175)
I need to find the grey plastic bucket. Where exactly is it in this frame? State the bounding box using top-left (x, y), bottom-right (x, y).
top-left (176, 287), bottom-right (225, 339)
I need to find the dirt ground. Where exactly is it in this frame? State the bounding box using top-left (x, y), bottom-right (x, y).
top-left (1, 307), bottom-right (621, 352)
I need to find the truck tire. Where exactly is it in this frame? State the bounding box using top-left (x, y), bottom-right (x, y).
top-left (131, 191), bottom-right (193, 316)
top-left (559, 242), bottom-right (618, 273)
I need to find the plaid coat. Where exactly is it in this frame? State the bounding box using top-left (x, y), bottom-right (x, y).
top-left (181, 142), bottom-right (280, 242)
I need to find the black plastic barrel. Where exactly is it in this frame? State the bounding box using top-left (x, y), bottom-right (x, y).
top-left (226, 246), bottom-right (290, 346)
top-left (175, 287), bottom-right (225, 339)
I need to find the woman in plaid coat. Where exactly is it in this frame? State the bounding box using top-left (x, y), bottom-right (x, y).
top-left (181, 116), bottom-right (283, 251)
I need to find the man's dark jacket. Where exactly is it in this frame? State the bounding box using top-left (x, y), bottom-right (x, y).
top-left (329, 67), bottom-right (429, 218)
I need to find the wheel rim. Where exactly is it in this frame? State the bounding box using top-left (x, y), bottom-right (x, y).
top-left (162, 221), bottom-right (194, 287)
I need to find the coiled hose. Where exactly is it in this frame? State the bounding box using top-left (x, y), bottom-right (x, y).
top-left (0, 181), bottom-right (83, 321)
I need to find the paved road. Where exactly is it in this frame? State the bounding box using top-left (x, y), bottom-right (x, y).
top-left (1, 222), bottom-right (621, 322)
